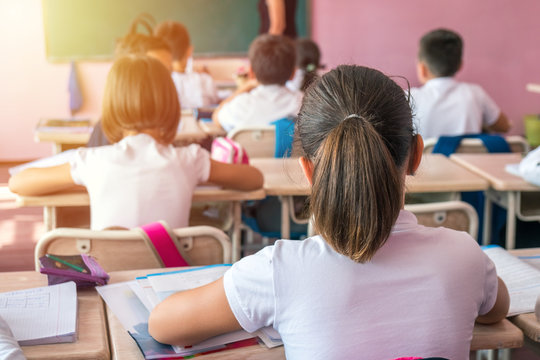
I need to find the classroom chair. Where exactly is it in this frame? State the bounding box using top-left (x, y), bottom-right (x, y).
top-left (423, 135), bottom-right (530, 155)
top-left (404, 200), bottom-right (479, 239)
top-left (227, 125), bottom-right (276, 158)
top-left (34, 225), bottom-right (232, 272)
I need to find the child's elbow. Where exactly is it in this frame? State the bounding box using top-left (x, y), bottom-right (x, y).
top-left (8, 175), bottom-right (24, 195)
top-left (148, 310), bottom-right (180, 345)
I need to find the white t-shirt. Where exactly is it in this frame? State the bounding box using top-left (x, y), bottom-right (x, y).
top-left (410, 77), bottom-right (501, 139)
top-left (224, 210), bottom-right (498, 360)
top-left (172, 71), bottom-right (220, 110)
top-left (70, 134), bottom-right (211, 230)
top-left (217, 84), bottom-right (303, 133)
top-left (0, 316), bottom-right (25, 360)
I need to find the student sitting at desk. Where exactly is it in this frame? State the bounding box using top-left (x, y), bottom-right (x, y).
top-left (212, 34), bottom-right (303, 133)
top-left (155, 20), bottom-right (220, 110)
top-left (87, 14), bottom-right (174, 148)
top-left (287, 37), bottom-right (322, 92)
top-left (9, 55), bottom-right (263, 230)
top-left (149, 65), bottom-right (509, 360)
top-left (410, 28), bottom-right (511, 140)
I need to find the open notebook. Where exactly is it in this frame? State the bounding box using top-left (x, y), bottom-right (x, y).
top-left (0, 281), bottom-right (77, 345)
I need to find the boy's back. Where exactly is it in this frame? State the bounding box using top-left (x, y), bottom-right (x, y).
top-left (217, 84), bottom-right (302, 132)
top-left (213, 35), bottom-right (302, 133)
top-left (411, 28), bottom-right (510, 139)
top-left (411, 77), bottom-right (500, 139)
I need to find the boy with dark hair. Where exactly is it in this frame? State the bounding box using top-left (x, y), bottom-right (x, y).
top-left (411, 28), bottom-right (510, 139)
top-left (213, 34), bottom-right (302, 132)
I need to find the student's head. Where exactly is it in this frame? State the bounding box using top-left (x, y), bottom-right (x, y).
top-left (249, 34), bottom-right (296, 85)
top-left (295, 38), bottom-right (321, 91)
top-left (154, 21), bottom-right (192, 72)
top-left (417, 28), bottom-right (463, 80)
top-left (102, 54), bottom-right (180, 144)
top-left (296, 65), bottom-right (422, 263)
top-left (115, 14), bottom-right (173, 72)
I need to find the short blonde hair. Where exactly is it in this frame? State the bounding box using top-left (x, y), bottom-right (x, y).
top-left (102, 54), bottom-right (180, 144)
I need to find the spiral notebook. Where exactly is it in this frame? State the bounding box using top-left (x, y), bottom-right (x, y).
top-left (0, 281), bottom-right (77, 345)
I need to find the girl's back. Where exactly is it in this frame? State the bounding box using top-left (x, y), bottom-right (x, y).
top-left (224, 211), bottom-right (495, 359)
top-left (70, 134), bottom-right (209, 229)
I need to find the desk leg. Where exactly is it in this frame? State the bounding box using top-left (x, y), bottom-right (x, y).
top-left (506, 192), bottom-right (517, 250)
top-left (280, 196), bottom-right (290, 240)
top-left (483, 193), bottom-right (492, 245)
top-left (498, 348), bottom-right (510, 360)
top-left (43, 206), bottom-right (56, 232)
top-left (232, 201), bottom-right (242, 262)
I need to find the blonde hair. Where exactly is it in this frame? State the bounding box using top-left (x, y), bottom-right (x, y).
top-left (102, 54), bottom-right (180, 144)
top-left (154, 20), bottom-right (191, 62)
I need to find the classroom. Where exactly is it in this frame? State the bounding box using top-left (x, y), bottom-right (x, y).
top-left (1, 0), bottom-right (540, 359)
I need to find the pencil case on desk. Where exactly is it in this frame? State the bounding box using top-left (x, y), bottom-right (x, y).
top-left (39, 254), bottom-right (109, 288)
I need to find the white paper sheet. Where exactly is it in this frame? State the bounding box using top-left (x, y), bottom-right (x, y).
top-left (483, 245), bottom-right (540, 316)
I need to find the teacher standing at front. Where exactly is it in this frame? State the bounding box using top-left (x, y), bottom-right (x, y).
top-left (258, 0), bottom-right (297, 38)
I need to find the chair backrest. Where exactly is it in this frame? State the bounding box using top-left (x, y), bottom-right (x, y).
top-left (404, 200), bottom-right (479, 239)
top-left (227, 126), bottom-right (275, 158)
top-left (423, 135), bottom-right (529, 154)
top-left (34, 225), bottom-right (232, 272)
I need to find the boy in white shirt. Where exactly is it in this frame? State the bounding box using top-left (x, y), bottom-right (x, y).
top-left (410, 28), bottom-right (510, 140)
top-left (213, 34), bottom-right (303, 133)
top-left (155, 21), bottom-right (220, 110)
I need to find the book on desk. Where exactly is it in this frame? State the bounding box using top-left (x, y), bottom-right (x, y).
top-left (483, 245), bottom-right (540, 316)
top-left (97, 265), bottom-right (282, 359)
top-left (0, 281), bottom-right (77, 345)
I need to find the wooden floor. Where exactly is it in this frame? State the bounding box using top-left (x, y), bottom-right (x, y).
top-left (0, 164), bottom-right (45, 272)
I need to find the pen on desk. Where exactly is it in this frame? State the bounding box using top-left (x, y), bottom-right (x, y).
top-left (46, 254), bottom-right (87, 273)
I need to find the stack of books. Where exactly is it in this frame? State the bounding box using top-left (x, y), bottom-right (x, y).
top-left (97, 264), bottom-right (282, 359)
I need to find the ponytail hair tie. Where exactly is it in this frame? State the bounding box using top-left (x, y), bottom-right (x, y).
top-left (344, 114), bottom-right (364, 121)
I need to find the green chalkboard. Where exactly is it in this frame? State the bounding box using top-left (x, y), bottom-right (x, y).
top-left (42, 0), bottom-right (309, 62)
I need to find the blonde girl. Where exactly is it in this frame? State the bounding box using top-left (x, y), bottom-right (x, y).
top-left (9, 55), bottom-right (262, 230)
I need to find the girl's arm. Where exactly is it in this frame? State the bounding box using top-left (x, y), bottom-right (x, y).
top-left (207, 159), bottom-right (264, 191)
top-left (476, 277), bottom-right (510, 324)
top-left (8, 163), bottom-right (79, 196)
top-left (148, 277), bottom-right (241, 346)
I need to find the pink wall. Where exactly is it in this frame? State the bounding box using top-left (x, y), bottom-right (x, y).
top-left (312, 0), bottom-right (540, 139)
top-left (1, 0), bottom-right (540, 161)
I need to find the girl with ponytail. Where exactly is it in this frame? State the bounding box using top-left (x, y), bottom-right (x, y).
top-left (149, 65), bottom-right (509, 360)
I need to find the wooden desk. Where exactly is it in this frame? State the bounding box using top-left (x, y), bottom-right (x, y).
top-left (251, 154), bottom-right (489, 239)
top-left (508, 248), bottom-right (540, 343)
top-left (104, 268), bottom-right (522, 359)
top-left (451, 153), bottom-right (540, 249)
top-left (14, 187), bottom-right (265, 262)
top-left (0, 271), bottom-right (109, 360)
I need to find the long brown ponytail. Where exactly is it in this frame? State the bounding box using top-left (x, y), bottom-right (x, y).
top-left (296, 65), bottom-right (414, 262)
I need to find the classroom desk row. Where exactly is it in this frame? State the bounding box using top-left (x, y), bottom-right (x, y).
top-left (1, 263), bottom-right (531, 360)
top-left (35, 115), bottom-right (226, 154)
top-left (14, 154), bottom-right (490, 262)
top-left (451, 153), bottom-right (540, 249)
